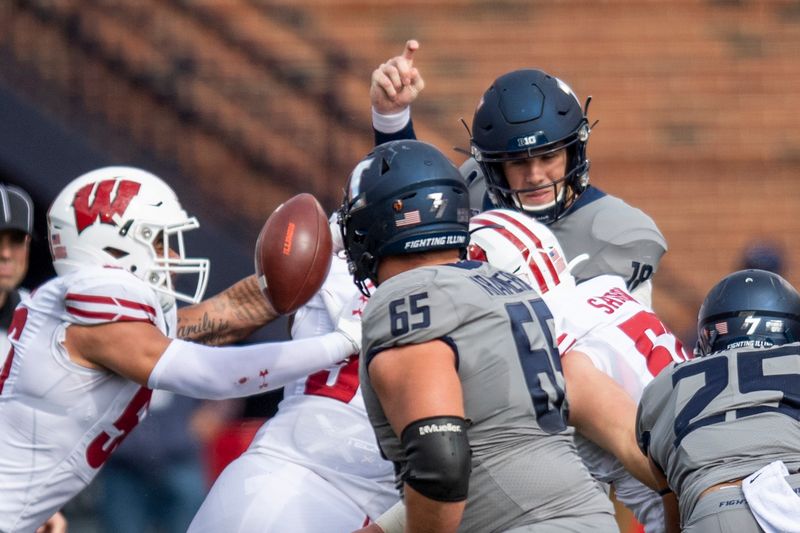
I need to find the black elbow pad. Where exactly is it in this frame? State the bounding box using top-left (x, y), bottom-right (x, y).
top-left (400, 416), bottom-right (471, 502)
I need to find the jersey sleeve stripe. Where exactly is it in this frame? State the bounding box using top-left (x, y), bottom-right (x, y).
top-left (65, 293), bottom-right (157, 324)
top-left (65, 292), bottom-right (157, 315)
top-left (66, 306), bottom-right (155, 324)
top-left (557, 332), bottom-right (576, 355)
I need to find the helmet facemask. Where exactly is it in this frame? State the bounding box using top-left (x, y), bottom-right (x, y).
top-left (475, 123), bottom-right (590, 224)
top-left (337, 205), bottom-right (378, 297)
top-left (134, 219), bottom-right (210, 310)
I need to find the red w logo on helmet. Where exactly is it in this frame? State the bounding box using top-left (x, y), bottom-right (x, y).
top-left (73, 179), bottom-right (141, 234)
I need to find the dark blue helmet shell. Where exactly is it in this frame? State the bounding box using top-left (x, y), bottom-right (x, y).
top-left (470, 69), bottom-right (591, 224)
top-left (696, 269), bottom-right (800, 356)
top-left (339, 140), bottom-right (471, 295)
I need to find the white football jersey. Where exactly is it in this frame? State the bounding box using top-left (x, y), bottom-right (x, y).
top-left (239, 255), bottom-right (397, 520)
top-left (543, 274), bottom-right (689, 532)
top-left (545, 274), bottom-right (688, 402)
top-left (0, 267), bottom-right (172, 533)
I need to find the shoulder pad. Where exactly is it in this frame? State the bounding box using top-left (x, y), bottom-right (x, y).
top-left (552, 194), bottom-right (667, 289)
top-left (363, 267), bottom-right (461, 367)
top-left (590, 196), bottom-right (666, 251)
top-left (459, 158), bottom-right (489, 213)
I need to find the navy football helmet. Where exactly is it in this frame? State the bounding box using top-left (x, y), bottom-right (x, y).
top-left (696, 269), bottom-right (800, 356)
top-left (339, 140), bottom-right (471, 295)
top-left (470, 69), bottom-right (591, 224)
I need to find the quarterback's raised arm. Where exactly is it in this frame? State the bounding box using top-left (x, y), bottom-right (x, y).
top-left (371, 40), bottom-right (423, 144)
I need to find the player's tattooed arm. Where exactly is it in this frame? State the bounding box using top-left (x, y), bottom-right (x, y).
top-left (177, 274), bottom-right (279, 345)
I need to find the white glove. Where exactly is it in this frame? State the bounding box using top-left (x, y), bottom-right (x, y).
top-left (321, 288), bottom-right (368, 355)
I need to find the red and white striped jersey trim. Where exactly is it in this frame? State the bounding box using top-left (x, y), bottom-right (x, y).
top-left (65, 292), bottom-right (157, 324)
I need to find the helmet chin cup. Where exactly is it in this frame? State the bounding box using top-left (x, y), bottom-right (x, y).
top-left (516, 183), bottom-right (565, 214)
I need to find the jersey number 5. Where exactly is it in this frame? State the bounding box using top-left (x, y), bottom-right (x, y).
top-left (86, 387), bottom-right (153, 468)
top-left (617, 310), bottom-right (688, 376)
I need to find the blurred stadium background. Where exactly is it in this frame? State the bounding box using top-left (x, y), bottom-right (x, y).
top-left (4, 0), bottom-right (800, 340)
top-left (2, 0), bottom-right (799, 529)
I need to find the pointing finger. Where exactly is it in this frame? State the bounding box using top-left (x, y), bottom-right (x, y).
top-left (403, 39), bottom-right (419, 61)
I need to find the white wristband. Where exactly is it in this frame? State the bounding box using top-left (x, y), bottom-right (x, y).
top-left (372, 106), bottom-right (411, 134)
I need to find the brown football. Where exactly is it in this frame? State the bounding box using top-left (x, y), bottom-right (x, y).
top-left (255, 193), bottom-right (333, 315)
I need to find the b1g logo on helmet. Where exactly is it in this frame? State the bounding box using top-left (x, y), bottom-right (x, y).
top-left (73, 179), bottom-right (141, 234)
top-left (516, 133), bottom-right (545, 148)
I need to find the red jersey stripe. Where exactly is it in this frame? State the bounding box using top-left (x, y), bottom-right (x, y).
top-left (65, 292), bottom-right (157, 316)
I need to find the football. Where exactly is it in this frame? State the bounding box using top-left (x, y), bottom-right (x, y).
top-left (255, 193), bottom-right (333, 314)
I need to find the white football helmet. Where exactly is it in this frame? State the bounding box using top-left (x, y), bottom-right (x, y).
top-left (468, 208), bottom-right (583, 295)
top-left (47, 166), bottom-right (210, 310)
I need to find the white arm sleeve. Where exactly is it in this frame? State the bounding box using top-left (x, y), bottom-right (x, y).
top-left (147, 332), bottom-right (354, 400)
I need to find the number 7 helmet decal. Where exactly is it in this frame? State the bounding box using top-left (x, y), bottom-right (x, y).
top-left (696, 269), bottom-right (800, 356)
top-left (47, 166), bottom-right (210, 310)
top-left (338, 140), bottom-right (471, 296)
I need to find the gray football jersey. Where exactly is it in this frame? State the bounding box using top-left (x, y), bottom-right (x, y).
top-left (549, 193), bottom-right (666, 291)
top-left (460, 158), bottom-right (666, 292)
top-left (637, 343), bottom-right (800, 524)
top-left (361, 261), bottom-right (613, 532)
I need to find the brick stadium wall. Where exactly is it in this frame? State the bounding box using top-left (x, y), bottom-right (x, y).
top-left (2, 0), bottom-right (799, 339)
top-left (276, 0), bottom-right (800, 338)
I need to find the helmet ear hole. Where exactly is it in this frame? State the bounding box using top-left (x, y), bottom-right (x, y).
top-left (103, 247), bottom-right (129, 259)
